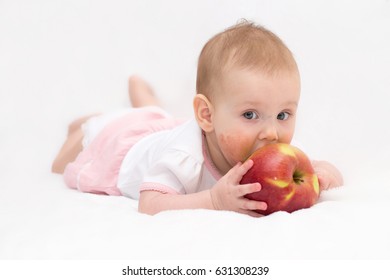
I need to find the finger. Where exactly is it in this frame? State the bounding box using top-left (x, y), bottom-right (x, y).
top-left (238, 159), bottom-right (254, 175)
top-left (239, 197), bottom-right (267, 211)
top-left (235, 182), bottom-right (261, 197)
top-left (317, 173), bottom-right (331, 190)
top-left (229, 159), bottom-right (254, 182)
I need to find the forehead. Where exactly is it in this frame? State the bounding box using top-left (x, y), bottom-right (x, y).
top-left (217, 68), bottom-right (301, 105)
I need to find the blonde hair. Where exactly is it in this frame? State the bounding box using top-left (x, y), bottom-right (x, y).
top-left (196, 21), bottom-right (298, 100)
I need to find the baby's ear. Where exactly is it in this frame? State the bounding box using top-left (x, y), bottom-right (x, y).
top-left (193, 94), bottom-right (214, 132)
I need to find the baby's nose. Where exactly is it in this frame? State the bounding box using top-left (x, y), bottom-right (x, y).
top-left (257, 123), bottom-right (279, 143)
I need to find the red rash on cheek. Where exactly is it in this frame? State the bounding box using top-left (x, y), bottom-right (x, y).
top-left (218, 134), bottom-right (252, 162)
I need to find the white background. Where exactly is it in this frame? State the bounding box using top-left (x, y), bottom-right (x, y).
top-left (1, 0), bottom-right (389, 186)
top-left (0, 0), bottom-right (389, 263)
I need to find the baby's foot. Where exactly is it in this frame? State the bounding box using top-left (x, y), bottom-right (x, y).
top-left (128, 75), bottom-right (160, 107)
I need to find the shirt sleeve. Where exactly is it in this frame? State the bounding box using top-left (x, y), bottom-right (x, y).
top-left (139, 149), bottom-right (203, 195)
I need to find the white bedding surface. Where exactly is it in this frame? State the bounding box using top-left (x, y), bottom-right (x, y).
top-left (1, 0), bottom-right (390, 260)
top-left (2, 174), bottom-right (390, 259)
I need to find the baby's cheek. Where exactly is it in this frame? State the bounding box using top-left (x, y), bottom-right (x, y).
top-left (218, 134), bottom-right (253, 162)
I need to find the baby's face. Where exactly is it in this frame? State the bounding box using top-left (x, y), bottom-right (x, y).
top-left (207, 67), bottom-right (301, 174)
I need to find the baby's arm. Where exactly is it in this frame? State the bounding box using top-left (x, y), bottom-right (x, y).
top-left (312, 160), bottom-right (344, 190)
top-left (138, 160), bottom-right (267, 217)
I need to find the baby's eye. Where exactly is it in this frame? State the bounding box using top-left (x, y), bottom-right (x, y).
top-left (277, 112), bottom-right (290, 120)
top-left (243, 111), bottom-right (259, 120)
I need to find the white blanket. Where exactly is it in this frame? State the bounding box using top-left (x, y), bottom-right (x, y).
top-left (1, 0), bottom-right (389, 261)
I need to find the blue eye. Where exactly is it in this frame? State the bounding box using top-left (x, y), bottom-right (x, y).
top-left (243, 111), bottom-right (258, 120)
top-left (277, 112), bottom-right (290, 120)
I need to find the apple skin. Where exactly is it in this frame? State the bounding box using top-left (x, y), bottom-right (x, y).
top-left (241, 143), bottom-right (320, 215)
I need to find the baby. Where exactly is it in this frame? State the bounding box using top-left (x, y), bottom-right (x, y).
top-left (52, 21), bottom-right (343, 217)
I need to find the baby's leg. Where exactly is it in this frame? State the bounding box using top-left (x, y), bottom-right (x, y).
top-left (53, 76), bottom-right (159, 174)
top-left (128, 75), bottom-right (160, 107)
top-left (51, 114), bottom-right (99, 174)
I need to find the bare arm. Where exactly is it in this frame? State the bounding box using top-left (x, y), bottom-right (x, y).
top-left (138, 160), bottom-right (267, 217)
top-left (138, 189), bottom-right (214, 214)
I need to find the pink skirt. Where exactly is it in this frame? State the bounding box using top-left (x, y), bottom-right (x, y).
top-left (63, 107), bottom-right (183, 195)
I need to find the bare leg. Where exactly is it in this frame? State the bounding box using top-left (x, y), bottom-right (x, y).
top-left (128, 75), bottom-right (160, 107)
top-left (52, 75), bottom-right (160, 174)
top-left (51, 114), bottom-right (99, 174)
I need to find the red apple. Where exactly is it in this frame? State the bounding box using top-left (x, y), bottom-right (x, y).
top-left (241, 143), bottom-right (320, 215)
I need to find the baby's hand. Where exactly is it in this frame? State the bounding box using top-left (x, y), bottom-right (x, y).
top-left (312, 160), bottom-right (344, 190)
top-left (210, 160), bottom-right (267, 217)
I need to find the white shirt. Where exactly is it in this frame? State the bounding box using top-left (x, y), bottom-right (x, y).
top-left (117, 119), bottom-right (221, 199)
